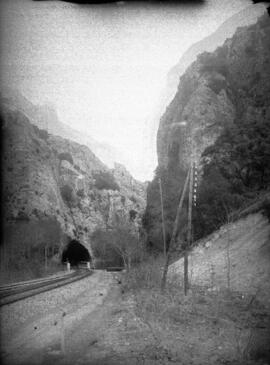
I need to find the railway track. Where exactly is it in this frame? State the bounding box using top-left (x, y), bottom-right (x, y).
top-left (0, 269), bottom-right (92, 307)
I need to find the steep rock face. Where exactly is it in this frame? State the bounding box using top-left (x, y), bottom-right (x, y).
top-left (165, 4), bottom-right (266, 110)
top-left (1, 105), bottom-right (146, 256)
top-left (112, 163), bottom-right (147, 203)
top-left (144, 13), bottom-right (270, 251)
top-left (146, 4), bottom-right (265, 168)
top-left (157, 13), bottom-right (270, 170)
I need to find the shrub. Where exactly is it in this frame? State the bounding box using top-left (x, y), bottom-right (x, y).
top-left (76, 189), bottom-right (85, 198)
top-left (130, 195), bottom-right (137, 204)
top-left (1, 218), bottom-right (63, 279)
top-left (208, 77), bottom-right (226, 94)
top-left (93, 170), bottom-right (120, 191)
top-left (91, 228), bottom-right (123, 268)
top-left (58, 152), bottom-right (73, 165)
top-left (33, 126), bottom-right (49, 141)
top-left (60, 184), bottom-right (76, 205)
top-left (91, 225), bottom-right (140, 270)
top-left (129, 209), bottom-right (137, 221)
top-left (262, 198), bottom-right (270, 222)
top-left (16, 211), bottom-right (30, 221)
top-left (122, 256), bottom-right (163, 291)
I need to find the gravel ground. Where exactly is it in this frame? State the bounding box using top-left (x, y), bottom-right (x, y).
top-left (0, 270), bottom-right (114, 365)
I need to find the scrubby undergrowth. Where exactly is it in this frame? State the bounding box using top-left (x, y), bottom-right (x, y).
top-left (120, 258), bottom-right (270, 365)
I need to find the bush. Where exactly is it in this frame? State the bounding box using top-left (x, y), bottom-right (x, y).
top-left (60, 184), bottom-right (76, 206)
top-left (91, 225), bottom-right (140, 270)
top-left (130, 195), bottom-right (137, 204)
top-left (33, 126), bottom-right (49, 141)
top-left (93, 170), bottom-right (120, 191)
top-left (1, 218), bottom-right (63, 283)
top-left (76, 189), bottom-right (85, 198)
top-left (15, 211), bottom-right (30, 221)
top-left (58, 152), bottom-right (73, 165)
top-left (129, 209), bottom-right (137, 221)
top-left (208, 77), bottom-right (226, 94)
top-left (122, 256), bottom-right (163, 291)
top-left (91, 228), bottom-right (123, 268)
top-left (262, 198), bottom-right (270, 222)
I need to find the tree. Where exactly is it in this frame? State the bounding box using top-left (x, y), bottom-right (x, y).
top-left (92, 170), bottom-right (120, 191)
top-left (1, 218), bottom-right (62, 273)
top-left (202, 118), bottom-right (270, 193)
top-left (109, 225), bottom-right (140, 271)
top-left (194, 117), bottom-right (270, 239)
top-left (143, 163), bottom-right (188, 254)
top-left (91, 225), bottom-right (140, 271)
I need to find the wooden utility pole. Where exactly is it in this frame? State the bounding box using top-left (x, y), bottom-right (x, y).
top-left (44, 245), bottom-right (48, 270)
top-left (161, 168), bottom-right (190, 292)
top-left (185, 161), bottom-right (194, 295)
top-left (158, 178), bottom-right (167, 262)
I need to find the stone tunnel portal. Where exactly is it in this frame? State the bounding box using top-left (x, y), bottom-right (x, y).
top-left (62, 239), bottom-right (91, 266)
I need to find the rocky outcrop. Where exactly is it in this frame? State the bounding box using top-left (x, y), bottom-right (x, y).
top-left (1, 103), bottom-right (146, 256)
top-left (147, 4), bottom-right (266, 169)
top-left (143, 13), bottom-right (270, 251)
top-left (165, 4), bottom-right (266, 110)
top-left (157, 12), bottom-right (270, 171)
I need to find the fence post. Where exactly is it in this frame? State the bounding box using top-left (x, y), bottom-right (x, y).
top-left (60, 311), bottom-right (66, 355)
top-left (67, 261), bottom-right (70, 272)
top-left (87, 261), bottom-right (90, 270)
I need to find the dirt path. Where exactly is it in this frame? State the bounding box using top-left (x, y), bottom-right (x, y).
top-left (2, 270), bottom-right (156, 365)
top-left (1, 270), bottom-right (126, 365)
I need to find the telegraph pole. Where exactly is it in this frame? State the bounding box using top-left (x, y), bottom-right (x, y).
top-left (158, 178), bottom-right (167, 262)
top-left (184, 160), bottom-right (194, 295)
top-left (184, 126), bottom-right (198, 295)
top-left (161, 168), bottom-right (190, 292)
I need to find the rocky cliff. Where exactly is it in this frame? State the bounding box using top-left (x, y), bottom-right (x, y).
top-left (1, 102), bottom-right (146, 257)
top-left (165, 4), bottom-right (266, 111)
top-left (146, 4), bottom-right (266, 168)
top-left (157, 12), bottom-right (270, 170)
top-left (144, 13), bottom-right (270, 251)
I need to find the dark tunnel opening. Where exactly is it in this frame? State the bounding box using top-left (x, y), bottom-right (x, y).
top-left (62, 239), bottom-right (91, 266)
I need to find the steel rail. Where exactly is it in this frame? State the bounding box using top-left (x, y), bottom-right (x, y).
top-left (0, 270), bottom-right (92, 307)
top-left (0, 271), bottom-right (76, 292)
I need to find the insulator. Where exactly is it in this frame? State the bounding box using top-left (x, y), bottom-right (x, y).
top-left (194, 176), bottom-right (198, 182)
top-left (194, 188), bottom-right (197, 193)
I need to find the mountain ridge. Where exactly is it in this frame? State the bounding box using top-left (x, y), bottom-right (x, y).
top-left (0, 87), bottom-right (132, 179)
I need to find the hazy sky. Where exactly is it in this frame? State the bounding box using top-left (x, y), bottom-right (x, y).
top-left (0, 0), bottom-right (259, 180)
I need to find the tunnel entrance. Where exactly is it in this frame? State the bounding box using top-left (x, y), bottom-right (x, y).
top-left (62, 239), bottom-right (91, 266)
